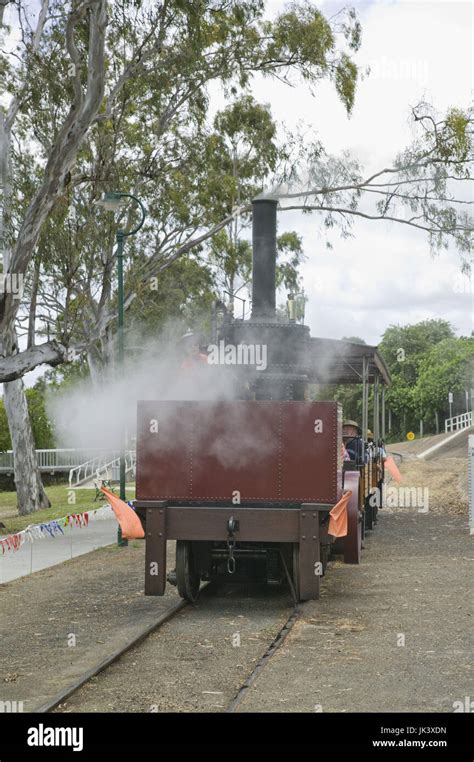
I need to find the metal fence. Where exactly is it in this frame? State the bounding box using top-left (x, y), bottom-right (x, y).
top-left (445, 412), bottom-right (473, 433)
top-left (0, 449), bottom-right (127, 473)
top-left (68, 450), bottom-right (136, 487)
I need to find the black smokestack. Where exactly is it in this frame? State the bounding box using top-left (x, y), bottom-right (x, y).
top-left (251, 198), bottom-right (277, 319)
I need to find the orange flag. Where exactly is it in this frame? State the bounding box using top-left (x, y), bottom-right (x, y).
top-left (100, 486), bottom-right (145, 539)
top-left (385, 455), bottom-right (402, 483)
top-left (328, 490), bottom-right (352, 538)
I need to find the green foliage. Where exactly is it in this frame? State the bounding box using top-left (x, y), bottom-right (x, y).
top-left (40, 359), bottom-right (91, 392)
top-left (275, 231), bottom-right (305, 292)
top-left (316, 383), bottom-right (362, 424)
top-left (335, 54), bottom-right (358, 114)
top-left (0, 401), bottom-right (10, 451)
top-left (441, 108), bottom-right (470, 162)
top-left (264, 3), bottom-right (360, 113)
top-left (414, 337), bottom-right (474, 417)
top-left (214, 96), bottom-right (278, 188)
top-left (127, 255), bottom-right (217, 338)
top-left (379, 319), bottom-right (454, 386)
top-left (0, 388), bottom-right (55, 451)
top-left (4, 0), bottom-right (471, 401)
top-left (207, 95), bottom-right (306, 304)
top-left (379, 320), bottom-right (471, 436)
top-left (25, 389), bottom-right (55, 449)
top-left (6, 0), bottom-right (362, 355)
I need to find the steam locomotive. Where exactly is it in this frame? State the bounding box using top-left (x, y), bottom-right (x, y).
top-left (134, 198), bottom-right (391, 602)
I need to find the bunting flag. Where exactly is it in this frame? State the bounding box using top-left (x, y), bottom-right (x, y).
top-left (99, 486), bottom-right (144, 540)
top-left (328, 490), bottom-right (352, 538)
top-left (385, 455), bottom-right (402, 483)
top-left (0, 504), bottom-right (112, 555)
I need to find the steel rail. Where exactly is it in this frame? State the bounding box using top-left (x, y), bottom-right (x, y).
top-left (36, 597), bottom-right (188, 713)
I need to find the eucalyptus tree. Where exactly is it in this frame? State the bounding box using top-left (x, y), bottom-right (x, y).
top-left (0, 0), bottom-right (107, 512)
top-left (0, 0), bottom-right (362, 512)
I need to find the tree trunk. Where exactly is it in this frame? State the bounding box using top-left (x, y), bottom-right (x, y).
top-left (1, 91), bottom-right (50, 515)
top-left (86, 345), bottom-right (104, 387)
top-left (3, 376), bottom-right (50, 515)
top-left (435, 410), bottom-right (439, 434)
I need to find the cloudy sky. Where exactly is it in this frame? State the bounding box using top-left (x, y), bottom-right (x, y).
top-left (214, 0), bottom-right (473, 345)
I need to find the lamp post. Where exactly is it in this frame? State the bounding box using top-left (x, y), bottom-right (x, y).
top-left (96, 192), bottom-right (146, 546)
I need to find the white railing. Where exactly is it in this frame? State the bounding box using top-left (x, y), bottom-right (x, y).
top-left (68, 450), bottom-right (136, 488)
top-left (0, 448), bottom-right (118, 472)
top-left (445, 411), bottom-right (473, 433)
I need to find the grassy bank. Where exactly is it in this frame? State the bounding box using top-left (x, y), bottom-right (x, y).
top-left (0, 483), bottom-right (135, 535)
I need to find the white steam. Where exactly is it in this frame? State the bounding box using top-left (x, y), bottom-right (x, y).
top-left (47, 335), bottom-right (243, 452)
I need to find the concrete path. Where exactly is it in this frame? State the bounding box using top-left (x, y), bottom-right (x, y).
top-left (0, 509), bottom-right (118, 584)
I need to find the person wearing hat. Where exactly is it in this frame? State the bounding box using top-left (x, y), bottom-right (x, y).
top-left (366, 428), bottom-right (375, 460)
top-left (342, 420), bottom-right (364, 463)
top-left (177, 331), bottom-right (208, 370)
top-left (366, 428), bottom-right (387, 459)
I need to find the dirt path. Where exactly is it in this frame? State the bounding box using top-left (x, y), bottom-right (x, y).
top-left (387, 457), bottom-right (468, 515)
top-left (237, 511), bottom-right (473, 712)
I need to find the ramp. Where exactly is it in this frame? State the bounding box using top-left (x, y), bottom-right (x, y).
top-left (417, 426), bottom-right (474, 461)
top-left (69, 451), bottom-right (136, 489)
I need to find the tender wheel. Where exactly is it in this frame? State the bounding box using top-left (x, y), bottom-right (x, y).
top-left (176, 540), bottom-right (201, 602)
top-left (343, 472), bottom-right (362, 564)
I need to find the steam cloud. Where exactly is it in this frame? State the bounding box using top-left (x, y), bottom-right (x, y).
top-left (47, 333), bottom-right (249, 456)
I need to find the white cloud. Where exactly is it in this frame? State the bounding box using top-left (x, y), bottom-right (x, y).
top-left (226, 0), bottom-right (473, 343)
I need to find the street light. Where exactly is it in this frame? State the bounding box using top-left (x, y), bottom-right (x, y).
top-left (96, 192), bottom-right (146, 546)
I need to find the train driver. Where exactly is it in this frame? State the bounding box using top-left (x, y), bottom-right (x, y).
top-left (178, 331), bottom-right (208, 370)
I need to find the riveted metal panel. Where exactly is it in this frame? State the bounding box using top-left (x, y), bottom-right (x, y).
top-left (136, 401), bottom-right (193, 501)
top-left (136, 400), bottom-right (342, 504)
top-left (280, 401), bottom-right (342, 503)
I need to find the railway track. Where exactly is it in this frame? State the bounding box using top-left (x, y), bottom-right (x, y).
top-left (226, 605), bottom-right (301, 713)
top-left (37, 597), bottom-right (188, 713)
top-left (40, 581), bottom-right (300, 714)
